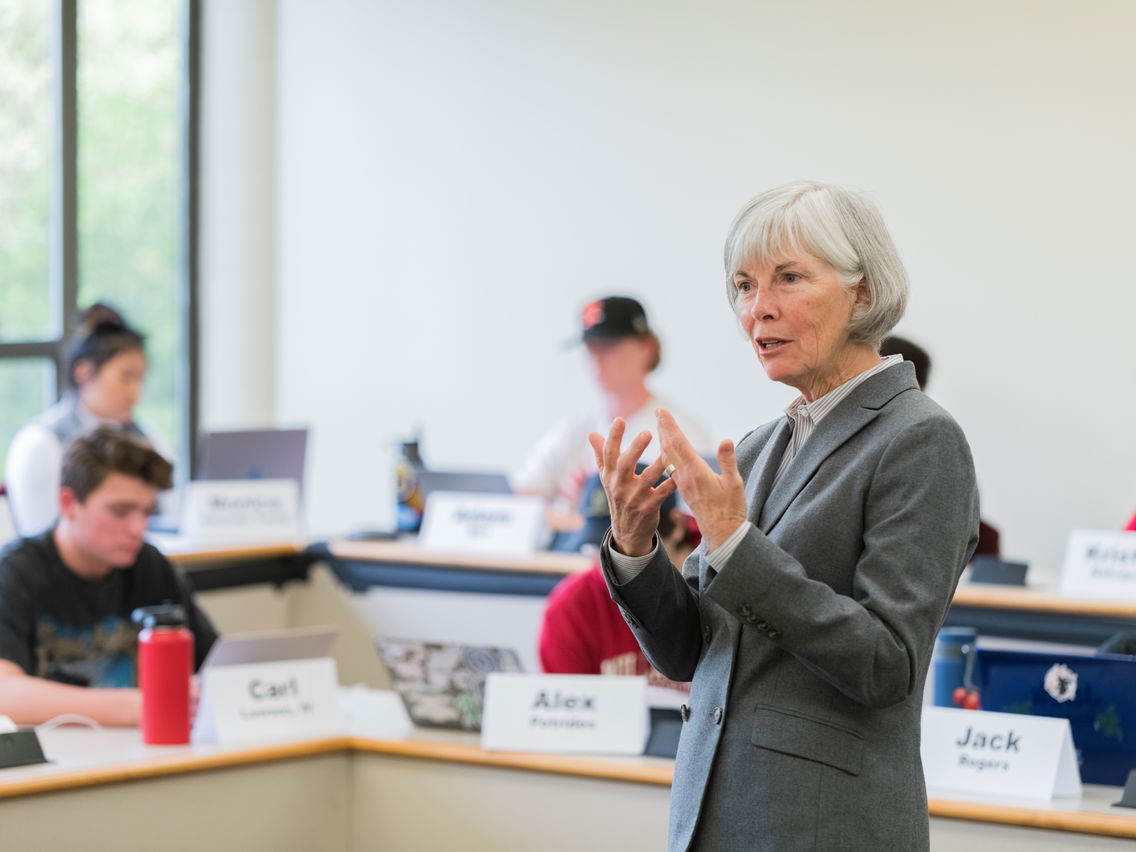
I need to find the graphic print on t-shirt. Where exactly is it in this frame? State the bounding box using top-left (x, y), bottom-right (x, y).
top-left (35, 616), bottom-right (137, 687)
top-left (600, 651), bottom-right (691, 693)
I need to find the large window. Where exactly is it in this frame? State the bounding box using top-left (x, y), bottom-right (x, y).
top-left (0, 0), bottom-right (196, 481)
top-left (0, 2), bottom-right (55, 465)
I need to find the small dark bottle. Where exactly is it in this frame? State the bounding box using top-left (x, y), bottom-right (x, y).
top-left (395, 437), bottom-right (426, 532)
top-left (132, 604), bottom-right (193, 745)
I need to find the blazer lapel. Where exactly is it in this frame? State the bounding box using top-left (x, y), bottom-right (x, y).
top-left (757, 363), bottom-right (919, 534)
top-left (702, 419), bottom-right (790, 588)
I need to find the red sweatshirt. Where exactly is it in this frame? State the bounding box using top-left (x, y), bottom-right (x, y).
top-left (538, 565), bottom-right (689, 692)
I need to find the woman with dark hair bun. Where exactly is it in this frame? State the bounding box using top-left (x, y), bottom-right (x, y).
top-left (4, 303), bottom-right (166, 536)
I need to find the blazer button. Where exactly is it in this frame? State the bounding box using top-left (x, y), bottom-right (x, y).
top-left (713, 707), bottom-right (724, 725)
top-left (768, 629), bottom-right (781, 640)
top-left (680, 704), bottom-right (690, 722)
top-left (703, 625), bottom-right (712, 644)
top-left (738, 604), bottom-right (753, 619)
top-left (756, 620), bottom-right (769, 631)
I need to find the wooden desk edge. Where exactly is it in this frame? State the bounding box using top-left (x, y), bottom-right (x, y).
top-left (4, 736), bottom-right (1133, 838)
top-left (168, 543), bottom-right (306, 566)
top-left (0, 736), bottom-right (352, 800)
top-left (346, 736), bottom-right (675, 786)
top-left (326, 540), bottom-right (593, 576)
top-left (928, 795), bottom-right (1136, 839)
top-left (951, 585), bottom-right (1136, 618)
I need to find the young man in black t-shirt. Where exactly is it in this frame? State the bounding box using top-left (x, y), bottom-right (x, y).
top-left (0, 427), bottom-right (216, 726)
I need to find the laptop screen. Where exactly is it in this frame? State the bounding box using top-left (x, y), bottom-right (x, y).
top-left (197, 428), bottom-right (309, 492)
top-left (416, 469), bottom-right (512, 504)
top-left (377, 638), bottom-right (522, 731)
top-left (200, 625), bottom-right (338, 670)
top-left (974, 647), bottom-right (1136, 786)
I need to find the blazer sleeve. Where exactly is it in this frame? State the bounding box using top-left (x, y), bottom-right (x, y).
top-left (599, 535), bottom-right (709, 682)
top-left (706, 413), bottom-right (979, 708)
top-left (597, 424), bottom-right (768, 682)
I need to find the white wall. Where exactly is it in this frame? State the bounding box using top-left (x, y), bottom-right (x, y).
top-left (207, 0), bottom-right (1136, 579)
top-left (199, 0), bottom-right (277, 429)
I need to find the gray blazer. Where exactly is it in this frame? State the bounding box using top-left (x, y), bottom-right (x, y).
top-left (601, 362), bottom-right (979, 851)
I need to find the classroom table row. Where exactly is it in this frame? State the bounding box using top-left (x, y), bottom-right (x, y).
top-left (319, 538), bottom-right (1136, 648)
top-left (155, 539), bottom-right (1136, 849)
top-left (2, 690), bottom-right (1134, 852)
top-left (167, 538), bottom-right (1136, 646)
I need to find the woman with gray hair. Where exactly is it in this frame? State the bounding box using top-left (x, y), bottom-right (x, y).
top-left (590, 181), bottom-right (979, 850)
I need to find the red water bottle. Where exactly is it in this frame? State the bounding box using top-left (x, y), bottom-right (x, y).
top-left (132, 604), bottom-right (193, 745)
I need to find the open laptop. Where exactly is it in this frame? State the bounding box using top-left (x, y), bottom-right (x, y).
top-left (200, 625), bottom-right (339, 671)
top-left (198, 428), bottom-right (309, 493)
top-left (377, 638), bottom-right (522, 731)
top-left (148, 428), bottom-right (309, 538)
top-left (416, 469), bottom-right (512, 505)
top-left (192, 625), bottom-right (339, 744)
top-left (974, 646), bottom-right (1136, 786)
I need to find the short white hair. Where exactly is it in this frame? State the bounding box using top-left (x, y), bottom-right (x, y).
top-left (723, 181), bottom-right (908, 346)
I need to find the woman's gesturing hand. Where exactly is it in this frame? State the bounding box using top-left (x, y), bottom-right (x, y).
top-left (587, 418), bottom-right (677, 558)
top-left (655, 409), bottom-right (748, 553)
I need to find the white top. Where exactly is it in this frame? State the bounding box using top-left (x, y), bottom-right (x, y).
top-left (512, 394), bottom-right (711, 509)
top-left (4, 422), bottom-right (67, 536)
top-left (4, 398), bottom-right (168, 537)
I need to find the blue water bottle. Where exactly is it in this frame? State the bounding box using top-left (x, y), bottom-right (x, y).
top-left (932, 626), bottom-right (977, 707)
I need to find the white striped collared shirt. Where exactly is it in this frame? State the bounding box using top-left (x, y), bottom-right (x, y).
top-left (707, 354), bottom-right (903, 567)
top-left (770, 354), bottom-right (903, 488)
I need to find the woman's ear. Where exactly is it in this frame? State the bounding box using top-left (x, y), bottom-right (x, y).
top-left (72, 359), bottom-right (94, 387)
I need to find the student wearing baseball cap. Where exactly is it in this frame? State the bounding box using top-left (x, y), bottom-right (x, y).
top-left (512, 296), bottom-right (709, 535)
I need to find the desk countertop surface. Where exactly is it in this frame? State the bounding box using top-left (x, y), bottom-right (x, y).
top-left (952, 581), bottom-right (1136, 618)
top-left (325, 539), bottom-right (1136, 617)
top-left (159, 540), bottom-right (307, 566)
top-left (3, 690), bottom-right (1134, 840)
top-left (326, 539), bottom-right (594, 576)
top-left (164, 535), bottom-right (1136, 620)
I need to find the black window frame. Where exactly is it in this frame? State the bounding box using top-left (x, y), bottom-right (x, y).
top-left (0, 0), bottom-right (200, 476)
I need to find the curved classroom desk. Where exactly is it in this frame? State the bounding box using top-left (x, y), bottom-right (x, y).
top-left (946, 580), bottom-right (1136, 645)
top-left (163, 540), bottom-right (314, 592)
top-left (1, 723), bottom-right (1133, 852)
top-left (167, 538), bottom-right (1136, 646)
top-left (320, 539), bottom-right (593, 596)
top-left (323, 540), bottom-right (1136, 645)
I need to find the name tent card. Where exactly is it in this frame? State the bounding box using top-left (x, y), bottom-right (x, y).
top-left (182, 479), bottom-right (302, 546)
top-left (419, 492), bottom-right (545, 558)
top-left (921, 707), bottom-right (1081, 799)
top-left (194, 657), bottom-right (341, 744)
top-left (1060, 529), bottom-right (1136, 601)
top-left (481, 673), bottom-right (648, 755)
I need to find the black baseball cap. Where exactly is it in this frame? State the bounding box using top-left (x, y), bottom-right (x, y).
top-left (580, 296), bottom-right (651, 342)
